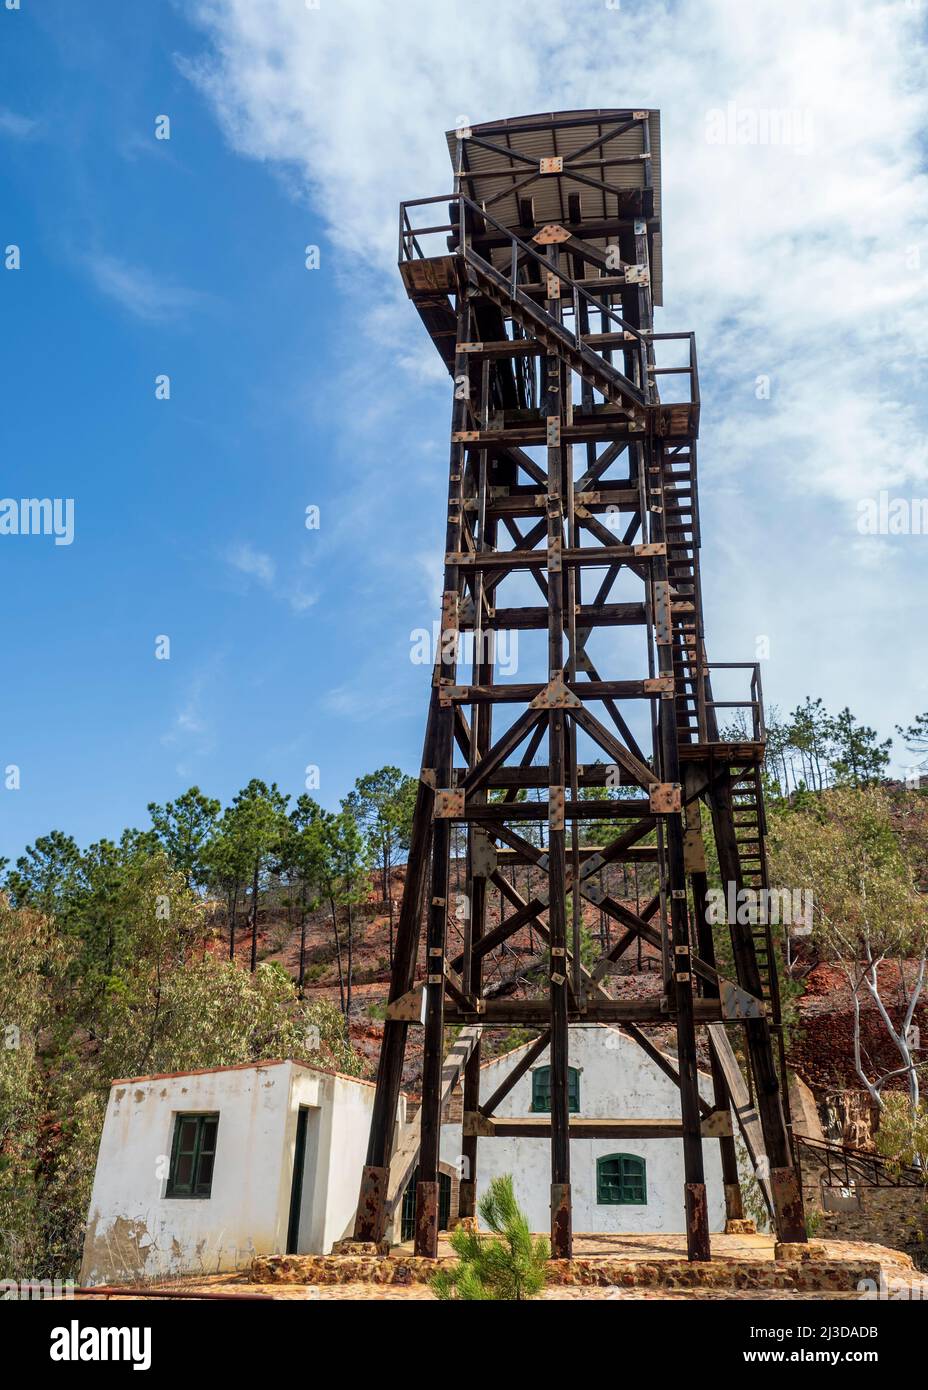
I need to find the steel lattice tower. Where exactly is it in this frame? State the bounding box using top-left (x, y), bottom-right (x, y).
top-left (353, 109), bottom-right (806, 1261)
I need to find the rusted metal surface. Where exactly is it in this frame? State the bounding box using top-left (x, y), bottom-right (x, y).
top-left (354, 1164), bottom-right (389, 1243)
top-left (457, 1180), bottom-right (476, 1219)
top-left (433, 788), bottom-right (465, 818)
top-left (357, 107), bottom-right (806, 1262)
top-left (685, 1183), bottom-right (711, 1261)
top-left (547, 785), bottom-right (565, 832)
top-left (414, 1180), bottom-right (439, 1259)
top-left (770, 1166), bottom-right (810, 1244)
top-left (533, 223), bottom-right (571, 244)
top-left (700, 1110), bottom-right (734, 1138)
top-left (73, 1285), bottom-right (275, 1300)
top-left (384, 985), bottom-right (425, 1021)
top-left (648, 781), bottom-right (682, 813)
top-left (529, 674), bottom-right (581, 709)
top-left (719, 978), bottom-right (766, 1020)
top-left (550, 1182), bottom-right (572, 1259)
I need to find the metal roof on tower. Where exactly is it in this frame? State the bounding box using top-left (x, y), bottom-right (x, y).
top-left (446, 108), bottom-right (663, 306)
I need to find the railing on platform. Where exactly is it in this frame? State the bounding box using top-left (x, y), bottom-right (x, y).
top-left (397, 192), bottom-right (700, 419)
top-left (703, 661), bottom-right (766, 743)
top-left (649, 331), bottom-right (699, 417)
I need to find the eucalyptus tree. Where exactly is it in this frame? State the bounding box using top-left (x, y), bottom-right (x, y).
top-left (769, 784), bottom-right (927, 1109)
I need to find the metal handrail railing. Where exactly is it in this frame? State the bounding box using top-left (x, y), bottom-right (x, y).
top-left (704, 661), bottom-right (766, 743)
top-left (793, 1133), bottom-right (926, 1189)
top-left (400, 192), bottom-right (647, 342)
top-left (649, 331), bottom-right (699, 419)
top-left (397, 193), bottom-right (700, 418)
top-left (399, 193), bottom-right (656, 399)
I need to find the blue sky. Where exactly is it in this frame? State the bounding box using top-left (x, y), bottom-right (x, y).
top-left (2, 0), bottom-right (927, 862)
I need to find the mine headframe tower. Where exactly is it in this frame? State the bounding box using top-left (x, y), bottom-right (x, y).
top-left (353, 109), bottom-right (806, 1260)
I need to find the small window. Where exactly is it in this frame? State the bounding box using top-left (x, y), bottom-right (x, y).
top-left (597, 1154), bottom-right (646, 1205)
top-left (531, 1066), bottom-right (580, 1114)
top-left (166, 1113), bottom-right (219, 1198)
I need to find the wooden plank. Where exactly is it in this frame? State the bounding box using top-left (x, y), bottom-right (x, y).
top-left (707, 1023), bottom-right (774, 1219)
top-left (385, 1026), bottom-right (482, 1219)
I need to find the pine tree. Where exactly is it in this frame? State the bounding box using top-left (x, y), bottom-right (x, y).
top-left (830, 707), bottom-right (891, 787)
top-left (147, 787), bottom-right (221, 890)
top-left (431, 1174), bottom-right (550, 1301)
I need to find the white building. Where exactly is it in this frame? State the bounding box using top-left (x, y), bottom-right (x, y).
top-left (439, 1026), bottom-right (741, 1235)
top-left (81, 1059), bottom-right (389, 1285)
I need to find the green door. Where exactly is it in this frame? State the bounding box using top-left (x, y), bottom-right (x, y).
top-left (286, 1108), bottom-right (309, 1254)
top-left (401, 1167), bottom-right (452, 1242)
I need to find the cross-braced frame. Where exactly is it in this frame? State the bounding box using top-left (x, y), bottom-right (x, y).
top-left (353, 109), bottom-right (806, 1261)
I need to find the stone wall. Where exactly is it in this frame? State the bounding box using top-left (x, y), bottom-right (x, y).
top-left (800, 1152), bottom-right (928, 1268)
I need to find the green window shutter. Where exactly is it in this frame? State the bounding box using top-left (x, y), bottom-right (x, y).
top-left (597, 1154), bottom-right (647, 1205)
top-left (194, 1117), bottom-right (219, 1196)
top-left (166, 1113), bottom-right (220, 1198)
top-left (531, 1066), bottom-right (580, 1114)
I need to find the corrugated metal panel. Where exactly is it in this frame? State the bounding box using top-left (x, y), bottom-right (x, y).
top-left (444, 109), bottom-right (664, 305)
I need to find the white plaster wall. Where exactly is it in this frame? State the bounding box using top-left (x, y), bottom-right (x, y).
top-left (287, 1067), bottom-right (377, 1253)
top-left (439, 1027), bottom-right (729, 1234)
top-left (81, 1061), bottom-right (292, 1284)
top-left (81, 1060), bottom-right (378, 1283)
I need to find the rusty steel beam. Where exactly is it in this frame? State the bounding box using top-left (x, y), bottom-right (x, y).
top-left (358, 107), bottom-right (804, 1263)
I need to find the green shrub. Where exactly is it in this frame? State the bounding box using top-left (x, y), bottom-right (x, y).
top-left (431, 1174), bottom-right (549, 1301)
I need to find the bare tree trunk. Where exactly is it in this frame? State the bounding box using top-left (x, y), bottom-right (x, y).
top-left (862, 948), bottom-right (927, 1109)
top-left (228, 885), bottom-right (238, 960)
top-left (249, 859), bottom-right (260, 973)
top-left (385, 851), bottom-right (394, 968)
top-left (329, 895), bottom-right (345, 1014)
top-left (346, 899), bottom-right (354, 1034)
top-left (298, 882), bottom-right (308, 997)
top-left (848, 969), bottom-right (881, 1109)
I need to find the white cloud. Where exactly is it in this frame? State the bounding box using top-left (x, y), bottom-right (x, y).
top-left (287, 586), bottom-right (318, 614)
top-left (182, 0), bottom-right (928, 494)
top-left (226, 541), bottom-right (276, 586)
top-left (0, 109), bottom-right (37, 139)
top-left (225, 542), bottom-right (320, 617)
top-left (182, 0), bottom-right (928, 756)
top-left (84, 253), bottom-right (207, 322)
top-left (161, 671), bottom-right (216, 775)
